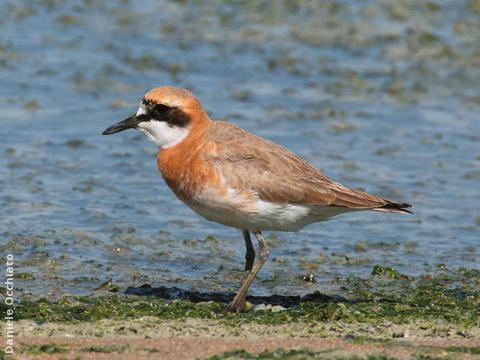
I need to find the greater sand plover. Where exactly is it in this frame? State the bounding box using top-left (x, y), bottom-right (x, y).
top-left (103, 86), bottom-right (411, 313)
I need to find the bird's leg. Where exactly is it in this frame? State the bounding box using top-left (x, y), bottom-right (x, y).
top-left (228, 231), bottom-right (269, 313)
top-left (243, 230), bottom-right (255, 272)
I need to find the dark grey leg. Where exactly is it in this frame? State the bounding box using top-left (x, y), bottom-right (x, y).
top-left (243, 230), bottom-right (255, 272)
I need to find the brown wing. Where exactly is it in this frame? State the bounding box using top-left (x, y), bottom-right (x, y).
top-left (203, 121), bottom-right (411, 213)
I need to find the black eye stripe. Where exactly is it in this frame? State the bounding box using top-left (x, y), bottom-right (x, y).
top-left (138, 100), bottom-right (191, 128)
top-left (165, 108), bottom-right (190, 127)
top-left (154, 104), bottom-right (170, 113)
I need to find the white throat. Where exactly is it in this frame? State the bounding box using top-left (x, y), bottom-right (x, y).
top-left (135, 104), bottom-right (190, 149)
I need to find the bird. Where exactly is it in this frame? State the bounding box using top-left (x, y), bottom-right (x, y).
top-left (103, 86), bottom-right (411, 313)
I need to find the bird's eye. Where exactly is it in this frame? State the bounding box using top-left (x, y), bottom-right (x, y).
top-left (154, 104), bottom-right (170, 114)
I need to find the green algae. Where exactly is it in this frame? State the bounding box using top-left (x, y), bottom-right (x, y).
top-left (6, 295), bottom-right (223, 323)
top-left (13, 272), bottom-right (35, 280)
top-left (80, 344), bottom-right (129, 353)
top-left (55, 15), bottom-right (80, 25)
top-left (371, 265), bottom-right (412, 280)
top-left (206, 349), bottom-right (396, 360)
top-left (22, 100), bottom-right (40, 111)
top-left (443, 346), bottom-right (480, 354)
top-left (20, 343), bottom-right (69, 354)
top-left (205, 342), bottom-right (480, 360)
top-left (467, 0), bottom-right (480, 13)
top-left (4, 267), bottom-right (478, 329)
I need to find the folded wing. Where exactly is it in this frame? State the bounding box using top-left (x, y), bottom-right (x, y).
top-left (203, 121), bottom-right (411, 214)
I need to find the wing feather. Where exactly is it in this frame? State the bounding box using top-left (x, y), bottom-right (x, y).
top-left (203, 121), bottom-right (411, 212)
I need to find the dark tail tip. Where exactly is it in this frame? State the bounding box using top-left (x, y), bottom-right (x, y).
top-left (374, 201), bottom-right (413, 214)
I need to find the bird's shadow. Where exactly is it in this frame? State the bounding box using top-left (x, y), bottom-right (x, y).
top-left (125, 284), bottom-right (351, 308)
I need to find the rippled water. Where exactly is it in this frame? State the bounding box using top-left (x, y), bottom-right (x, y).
top-left (1, 0), bottom-right (479, 300)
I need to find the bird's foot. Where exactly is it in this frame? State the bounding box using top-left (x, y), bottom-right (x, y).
top-left (226, 295), bottom-right (246, 314)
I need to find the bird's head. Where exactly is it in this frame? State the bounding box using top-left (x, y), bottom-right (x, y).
top-left (103, 86), bottom-right (207, 149)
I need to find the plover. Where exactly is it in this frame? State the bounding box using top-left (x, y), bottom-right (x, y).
top-left (103, 86), bottom-right (411, 313)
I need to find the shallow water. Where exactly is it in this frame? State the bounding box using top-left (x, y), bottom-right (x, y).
top-left (1, 0), bottom-right (479, 300)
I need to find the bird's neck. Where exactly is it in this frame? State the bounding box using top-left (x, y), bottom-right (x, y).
top-left (156, 115), bottom-right (213, 201)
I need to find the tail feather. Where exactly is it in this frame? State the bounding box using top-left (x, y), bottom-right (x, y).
top-left (373, 201), bottom-right (412, 214)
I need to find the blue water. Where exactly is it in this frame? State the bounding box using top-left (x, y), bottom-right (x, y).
top-left (0, 0), bottom-right (478, 299)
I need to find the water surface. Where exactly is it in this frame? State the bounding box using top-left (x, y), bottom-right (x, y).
top-left (1, 0), bottom-right (479, 300)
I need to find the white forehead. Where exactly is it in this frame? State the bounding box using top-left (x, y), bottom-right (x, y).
top-left (136, 103), bottom-right (147, 116)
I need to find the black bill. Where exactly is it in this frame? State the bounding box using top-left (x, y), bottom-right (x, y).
top-left (102, 114), bottom-right (147, 135)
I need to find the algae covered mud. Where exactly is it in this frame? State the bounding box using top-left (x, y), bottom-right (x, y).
top-left (0, 0), bottom-right (479, 358)
top-left (2, 267), bottom-right (480, 358)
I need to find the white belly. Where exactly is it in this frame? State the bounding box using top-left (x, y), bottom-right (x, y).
top-left (187, 192), bottom-right (354, 231)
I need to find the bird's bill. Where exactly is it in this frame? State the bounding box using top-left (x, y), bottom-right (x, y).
top-left (102, 114), bottom-right (145, 135)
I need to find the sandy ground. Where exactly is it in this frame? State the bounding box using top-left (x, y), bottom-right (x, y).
top-left (9, 336), bottom-right (480, 360)
top-left (9, 335), bottom-right (480, 360)
top-left (5, 318), bottom-right (480, 359)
